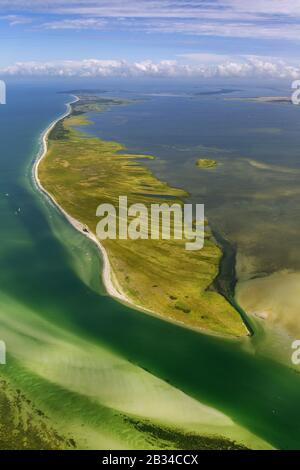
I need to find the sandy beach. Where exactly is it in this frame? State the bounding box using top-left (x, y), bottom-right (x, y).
top-left (33, 96), bottom-right (130, 305)
top-left (32, 96), bottom-right (184, 329)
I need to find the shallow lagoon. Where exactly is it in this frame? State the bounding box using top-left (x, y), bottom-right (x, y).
top-left (89, 81), bottom-right (300, 338)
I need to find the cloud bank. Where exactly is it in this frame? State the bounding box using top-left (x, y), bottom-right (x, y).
top-left (1, 1), bottom-right (300, 41)
top-left (41, 18), bottom-right (107, 30)
top-left (2, 0), bottom-right (300, 19)
top-left (1, 56), bottom-right (299, 79)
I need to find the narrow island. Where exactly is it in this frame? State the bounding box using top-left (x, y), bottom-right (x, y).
top-left (227, 96), bottom-right (291, 104)
top-left (196, 158), bottom-right (218, 169)
top-left (36, 94), bottom-right (248, 337)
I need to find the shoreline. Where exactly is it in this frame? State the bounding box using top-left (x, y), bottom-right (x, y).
top-left (33, 95), bottom-right (130, 305)
top-left (33, 96), bottom-right (247, 339)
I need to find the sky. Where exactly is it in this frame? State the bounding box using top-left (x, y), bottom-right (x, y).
top-left (1, 0), bottom-right (300, 79)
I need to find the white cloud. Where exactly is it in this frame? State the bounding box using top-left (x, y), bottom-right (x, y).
top-left (0, 14), bottom-right (32, 26)
top-left (1, 56), bottom-right (300, 79)
top-left (1, 0), bottom-right (300, 19)
top-left (225, 0), bottom-right (300, 17)
top-left (40, 18), bottom-right (107, 30)
top-left (140, 19), bottom-right (300, 40)
top-left (0, 1), bottom-right (227, 18)
top-left (1, 1), bottom-right (300, 41)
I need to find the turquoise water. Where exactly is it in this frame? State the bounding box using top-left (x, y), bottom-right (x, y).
top-left (1, 81), bottom-right (300, 449)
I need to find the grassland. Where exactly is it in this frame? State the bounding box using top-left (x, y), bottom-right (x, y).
top-left (38, 96), bottom-right (248, 337)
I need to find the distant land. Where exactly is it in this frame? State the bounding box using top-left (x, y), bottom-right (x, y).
top-left (228, 96), bottom-right (291, 104)
top-left (196, 159), bottom-right (218, 169)
top-left (194, 88), bottom-right (241, 96)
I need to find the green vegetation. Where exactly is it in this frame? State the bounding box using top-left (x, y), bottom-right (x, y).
top-left (72, 96), bottom-right (130, 115)
top-left (39, 96), bottom-right (247, 337)
top-left (126, 418), bottom-right (248, 450)
top-left (48, 120), bottom-right (70, 140)
top-left (196, 158), bottom-right (218, 169)
top-left (0, 374), bottom-right (74, 449)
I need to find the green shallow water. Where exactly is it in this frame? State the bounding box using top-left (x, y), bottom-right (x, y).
top-left (0, 82), bottom-right (300, 449)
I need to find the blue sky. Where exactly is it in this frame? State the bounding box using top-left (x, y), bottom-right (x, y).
top-left (1, 0), bottom-right (300, 78)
